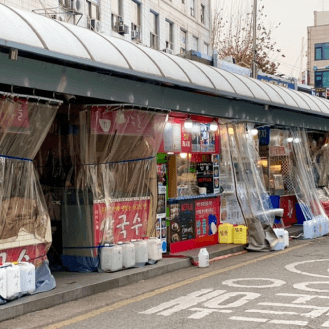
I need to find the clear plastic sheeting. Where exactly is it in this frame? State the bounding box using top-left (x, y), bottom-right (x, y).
top-left (219, 122), bottom-right (277, 251)
top-left (36, 106), bottom-right (167, 272)
top-left (290, 128), bottom-right (329, 237)
top-left (0, 98), bottom-right (58, 304)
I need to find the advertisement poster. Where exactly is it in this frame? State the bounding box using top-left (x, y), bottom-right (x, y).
top-left (181, 125), bottom-right (192, 153)
top-left (172, 124), bottom-right (182, 152)
top-left (195, 198), bottom-right (220, 238)
top-left (191, 123), bottom-right (201, 152)
top-left (157, 164), bottom-right (166, 185)
top-left (0, 99), bottom-right (30, 133)
top-left (200, 123), bottom-right (215, 152)
top-left (169, 200), bottom-right (195, 243)
top-left (212, 154), bottom-right (220, 194)
top-left (220, 195), bottom-right (244, 224)
top-left (156, 217), bottom-right (167, 253)
top-left (157, 185), bottom-right (167, 218)
top-left (93, 197), bottom-right (150, 246)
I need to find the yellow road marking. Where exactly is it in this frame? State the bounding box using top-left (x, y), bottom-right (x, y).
top-left (45, 242), bottom-right (311, 329)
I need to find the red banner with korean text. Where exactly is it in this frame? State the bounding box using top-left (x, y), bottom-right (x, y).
top-left (0, 243), bottom-right (48, 267)
top-left (195, 197), bottom-right (220, 239)
top-left (93, 198), bottom-right (150, 246)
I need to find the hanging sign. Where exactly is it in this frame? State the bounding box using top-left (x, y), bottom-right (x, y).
top-left (94, 198), bottom-right (150, 246)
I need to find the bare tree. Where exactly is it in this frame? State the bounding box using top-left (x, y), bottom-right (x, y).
top-left (212, 0), bottom-right (285, 75)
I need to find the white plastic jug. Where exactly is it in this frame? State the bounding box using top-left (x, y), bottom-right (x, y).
top-left (18, 262), bottom-right (35, 294)
top-left (4, 263), bottom-right (20, 299)
top-left (100, 244), bottom-right (123, 272)
top-left (147, 238), bottom-right (162, 261)
top-left (283, 230), bottom-right (289, 248)
top-left (314, 217), bottom-right (321, 237)
top-left (132, 240), bottom-right (148, 264)
top-left (122, 242), bottom-right (136, 269)
top-left (272, 228), bottom-right (285, 251)
top-left (198, 248), bottom-right (209, 268)
top-left (323, 217), bottom-right (329, 235)
top-left (0, 266), bottom-right (7, 299)
top-left (303, 219), bottom-right (316, 239)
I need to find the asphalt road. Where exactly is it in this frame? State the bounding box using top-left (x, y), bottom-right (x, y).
top-left (2, 237), bottom-right (329, 329)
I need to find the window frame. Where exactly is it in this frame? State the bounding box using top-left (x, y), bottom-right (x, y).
top-left (315, 43), bottom-right (329, 61)
top-left (201, 4), bottom-right (205, 24)
top-left (165, 19), bottom-right (173, 50)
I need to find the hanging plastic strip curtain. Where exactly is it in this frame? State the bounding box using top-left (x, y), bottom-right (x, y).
top-left (219, 122), bottom-right (277, 251)
top-left (0, 98), bottom-right (58, 304)
top-left (36, 106), bottom-right (167, 272)
top-left (289, 128), bottom-right (329, 238)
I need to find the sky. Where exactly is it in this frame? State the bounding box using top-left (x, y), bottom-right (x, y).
top-left (214, 0), bottom-right (328, 80)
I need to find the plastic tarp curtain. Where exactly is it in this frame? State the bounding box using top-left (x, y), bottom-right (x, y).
top-left (36, 106), bottom-right (167, 272)
top-left (290, 128), bottom-right (328, 222)
top-left (0, 98), bottom-right (58, 303)
top-left (219, 122), bottom-right (277, 251)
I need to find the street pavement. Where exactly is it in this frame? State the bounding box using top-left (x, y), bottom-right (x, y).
top-left (2, 237), bottom-right (329, 329)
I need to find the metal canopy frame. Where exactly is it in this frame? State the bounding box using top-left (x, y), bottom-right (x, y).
top-left (1, 52), bottom-right (329, 131)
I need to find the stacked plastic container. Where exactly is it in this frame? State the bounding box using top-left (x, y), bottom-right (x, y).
top-left (100, 244), bottom-right (123, 272)
top-left (218, 223), bottom-right (234, 244)
top-left (233, 225), bottom-right (248, 244)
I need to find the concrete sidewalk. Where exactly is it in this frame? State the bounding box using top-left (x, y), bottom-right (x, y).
top-left (0, 225), bottom-right (304, 322)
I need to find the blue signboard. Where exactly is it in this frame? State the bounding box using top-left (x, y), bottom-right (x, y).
top-left (258, 127), bottom-right (270, 145)
top-left (257, 73), bottom-right (297, 90)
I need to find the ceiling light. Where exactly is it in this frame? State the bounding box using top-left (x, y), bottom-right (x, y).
top-left (287, 137), bottom-right (293, 143)
top-left (184, 118), bottom-right (193, 129)
top-left (180, 153), bottom-right (187, 159)
top-left (250, 129), bottom-right (258, 136)
top-left (210, 120), bottom-right (218, 131)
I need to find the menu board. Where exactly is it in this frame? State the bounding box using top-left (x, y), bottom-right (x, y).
top-left (156, 217), bottom-right (167, 253)
top-left (220, 194), bottom-right (244, 225)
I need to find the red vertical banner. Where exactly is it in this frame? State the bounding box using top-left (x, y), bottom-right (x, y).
top-left (195, 197), bottom-right (220, 238)
top-left (280, 196), bottom-right (297, 226)
top-left (181, 124), bottom-right (192, 153)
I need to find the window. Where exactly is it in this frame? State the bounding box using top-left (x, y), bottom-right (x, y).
top-left (201, 4), bottom-right (205, 24)
top-left (204, 42), bottom-right (208, 55)
top-left (150, 11), bottom-right (158, 49)
top-left (111, 0), bottom-right (121, 31)
top-left (190, 0), bottom-right (195, 17)
top-left (165, 20), bottom-right (173, 50)
top-left (315, 71), bottom-right (329, 88)
top-left (180, 29), bottom-right (186, 53)
top-left (192, 36), bottom-right (198, 51)
top-left (86, 0), bottom-right (99, 19)
top-left (131, 1), bottom-right (141, 38)
top-left (315, 43), bottom-right (329, 60)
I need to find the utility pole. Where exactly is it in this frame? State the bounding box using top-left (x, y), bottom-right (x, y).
top-left (252, 0), bottom-right (257, 79)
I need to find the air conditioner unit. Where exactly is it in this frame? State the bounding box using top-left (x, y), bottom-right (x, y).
top-left (50, 14), bottom-right (65, 22)
top-left (90, 19), bottom-right (101, 32)
top-left (162, 48), bottom-right (174, 55)
top-left (118, 24), bottom-right (129, 35)
top-left (64, 0), bottom-right (71, 8)
top-left (131, 30), bottom-right (140, 40)
top-left (71, 0), bottom-right (82, 13)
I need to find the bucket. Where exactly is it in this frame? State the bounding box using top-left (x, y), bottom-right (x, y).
top-left (122, 242), bottom-right (136, 269)
top-left (147, 238), bottom-right (162, 261)
top-left (198, 248), bottom-right (209, 268)
top-left (18, 262), bottom-right (35, 294)
top-left (100, 244), bottom-right (123, 272)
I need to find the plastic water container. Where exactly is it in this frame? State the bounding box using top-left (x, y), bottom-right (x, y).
top-left (272, 228), bottom-right (285, 251)
top-left (147, 238), bottom-right (162, 261)
top-left (4, 263), bottom-right (20, 299)
top-left (121, 242), bottom-right (136, 269)
top-left (18, 262), bottom-right (35, 294)
top-left (303, 219), bottom-right (316, 239)
top-left (323, 217), bottom-right (329, 235)
top-left (218, 223), bottom-right (234, 244)
top-left (100, 244), bottom-right (123, 272)
top-left (233, 225), bottom-right (248, 244)
top-left (0, 266), bottom-right (7, 299)
top-left (198, 248), bottom-right (209, 268)
top-left (284, 230), bottom-right (289, 248)
top-left (132, 240), bottom-right (148, 264)
top-left (314, 217), bottom-right (321, 237)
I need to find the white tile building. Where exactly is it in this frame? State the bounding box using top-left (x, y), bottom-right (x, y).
top-left (0, 0), bottom-right (212, 57)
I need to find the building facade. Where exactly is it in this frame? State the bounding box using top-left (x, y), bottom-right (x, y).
top-left (0, 0), bottom-right (212, 57)
top-left (307, 11), bottom-right (329, 88)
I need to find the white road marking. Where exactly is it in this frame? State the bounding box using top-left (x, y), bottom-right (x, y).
top-left (259, 302), bottom-right (329, 318)
top-left (294, 281), bottom-right (329, 293)
top-left (245, 309), bottom-right (298, 315)
top-left (286, 259), bottom-right (329, 279)
top-left (230, 316), bottom-right (268, 322)
top-left (277, 293), bottom-right (329, 303)
top-left (187, 308), bottom-right (232, 319)
top-left (140, 289), bottom-right (226, 316)
top-left (203, 292), bottom-right (260, 309)
top-left (268, 320), bottom-right (308, 326)
top-left (222, 278), bottom-right (286, 288)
